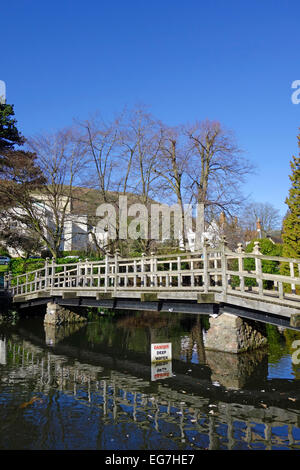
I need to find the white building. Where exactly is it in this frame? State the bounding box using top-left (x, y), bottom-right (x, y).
top-left (179, 219), bottom-right (223, 252)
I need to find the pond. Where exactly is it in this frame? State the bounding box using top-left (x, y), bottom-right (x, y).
top-left (0, 310), bottom-right (299, 451)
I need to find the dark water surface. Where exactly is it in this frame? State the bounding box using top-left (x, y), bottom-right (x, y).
top-left (0, 310), bottom-right (299, 450)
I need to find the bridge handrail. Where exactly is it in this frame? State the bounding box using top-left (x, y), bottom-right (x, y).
top-left (7, 240), bottom-right (300, 308)
top-left (226, 251), bottom-right (300, 264)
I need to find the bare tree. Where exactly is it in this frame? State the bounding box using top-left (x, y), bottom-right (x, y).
top-left (125, 106), bottom-right (162, 205)
top-left (184, 119), bottom-right (254, 248)
top-left (78, 112), bottom-right (135, 253)
top-left (241, 201), bottom-right (282, 235)
top-left (185, 119), bottom-right (253, 209)
top-left (152, 124), bottom-right (192, 244)
top-left (80, 114), bottom-right (120, 202)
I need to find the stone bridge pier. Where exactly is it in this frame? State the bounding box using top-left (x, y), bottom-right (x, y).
top-left (205, 312), bottom-right (268, 354)
top-left (44, 302), bottom-right (88, 326)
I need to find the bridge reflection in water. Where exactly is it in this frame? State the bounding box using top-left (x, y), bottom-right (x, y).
top-left (0, 313), bottom-right (300, 450)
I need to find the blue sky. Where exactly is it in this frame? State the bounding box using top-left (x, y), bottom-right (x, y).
top-left (1, 0), bottom-right (300, 218)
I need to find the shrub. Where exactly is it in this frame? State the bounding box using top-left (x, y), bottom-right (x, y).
top-left (229, 238), bottom-right (283, 289)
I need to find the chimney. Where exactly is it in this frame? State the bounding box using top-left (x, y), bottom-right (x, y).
top-left (256, 218), bottom-right (262, 238)
top-left (219, 212), bottom-right (226, 226)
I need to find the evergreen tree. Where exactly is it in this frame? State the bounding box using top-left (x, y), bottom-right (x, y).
top-left (282, 132), bottom-right (300, 260)
top-left (0, 103), bottom-right (24, 154)
top-left (0, 103), bottom-right (46, 257)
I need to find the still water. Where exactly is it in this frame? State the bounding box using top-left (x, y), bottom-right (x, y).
top-left (0, 310), bottom-right (299, 450)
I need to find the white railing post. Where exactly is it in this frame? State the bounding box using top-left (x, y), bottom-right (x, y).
top-left (221, 237), bottom-right (228, 301)
top-left (203, 240), bottom-right (208, 293)
top-left (177, 255), bottom-right (182, 288)
top-left (141, 253), bottom-right (146, 288)
top-left (63, 264), bottom-right (67, 288)
top-left (213, 255), bottom-right (218, 286)
top-left (169, 260), bottom-right (173, 287)
top-left (151, 252), bottom-right (157, 287)
top-left (253, 242), bottom-right (263, 295)
top-left (278, 281), bottom-right (284, 299)
top-left (114, 249), bottom-right (120, 292)
top-left (236, 243), bottom-right (245, 293)
top-left (4, 271), bottom-right (11, 290)
top-left (190, 258), bottom-right (195, 288)
top-left (83, 259), bottom-right (89, 287)
top-left (49, 259), bottom-right (54, 293)
top-left (290, 262), bottom-right (295, 294)
top-left (34, 271), bottom-right (38, 292)
top-left (133, 259), bottom-right (137, 288)
top-left (77, 261), bottom-right (82, 288)
top-left (44, 258), bottom-right (49, 289)
top-left (25, 272), bottom-right (29, 293)
top-left (105, 251), bottom-right (110, 292)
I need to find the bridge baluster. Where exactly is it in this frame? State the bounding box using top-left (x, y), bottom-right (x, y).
top-left (84, 259), bottom-right (89, 287)
top-left (191, 259), bottom-right (195, 287)
top-left (252, 242), bottom-right (263, 296)
top-left (76, 262), bottom-right (80, 288)
top-left (221, 237), bottom-right (228, 301)
top-left (63, 264), bottom-right (67, 288)
top-left (290, 262), bottom-right (296, 294)
top-left (51, 259), bottom-right (55, 291)
top-left (177, 256), bottom-right (182, 288)
top-left (133, 259), bottom-right (137, 288)
top-left (141, 253), bottom-right (146, 287)
top-left (236, 243), bottom-right (245, 292)
top-left (44, 258), bottom-right (49, 290)
top-left (278, 282), bottom-right (284, 299)
top-left (114, 249), bottom-right (120, 291)
top-left (150, 252), bottom-right (158, 288)
top-left (203, 240), bottom-right (208, 293)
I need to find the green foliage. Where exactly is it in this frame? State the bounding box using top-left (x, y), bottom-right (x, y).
top-left (245, 239), bottom-right (282, 288)
top-left (230, 238), bottom-right (283, 289)
top-left (9, 258), bottom-right (45, 286)
top-left (10, 258), bottom-right (45, 276)
top-left (282, 148), bottom-right (300, 259)
top-left (280, 135), bottom-right (300, 290)
top-left (245, 238), bottom-right (282, 257)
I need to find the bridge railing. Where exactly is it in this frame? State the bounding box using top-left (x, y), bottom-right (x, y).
top-left (7, 240), bottom-right (300, 307)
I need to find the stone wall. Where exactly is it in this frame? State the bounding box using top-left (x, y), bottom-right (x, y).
top-left (44, 302), bottom-right (88, 326)
top-left (205, 313), bottom-right (267, 353)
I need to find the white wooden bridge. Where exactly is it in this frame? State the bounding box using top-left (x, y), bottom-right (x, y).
top-left (5, 239), bottom-right (300, 327)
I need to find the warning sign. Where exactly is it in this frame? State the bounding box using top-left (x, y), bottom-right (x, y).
top-left (151, 342), bottom-right (172, 363)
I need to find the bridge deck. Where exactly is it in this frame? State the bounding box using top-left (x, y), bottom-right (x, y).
top-left (6, 241), bottom-right (300, 325)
